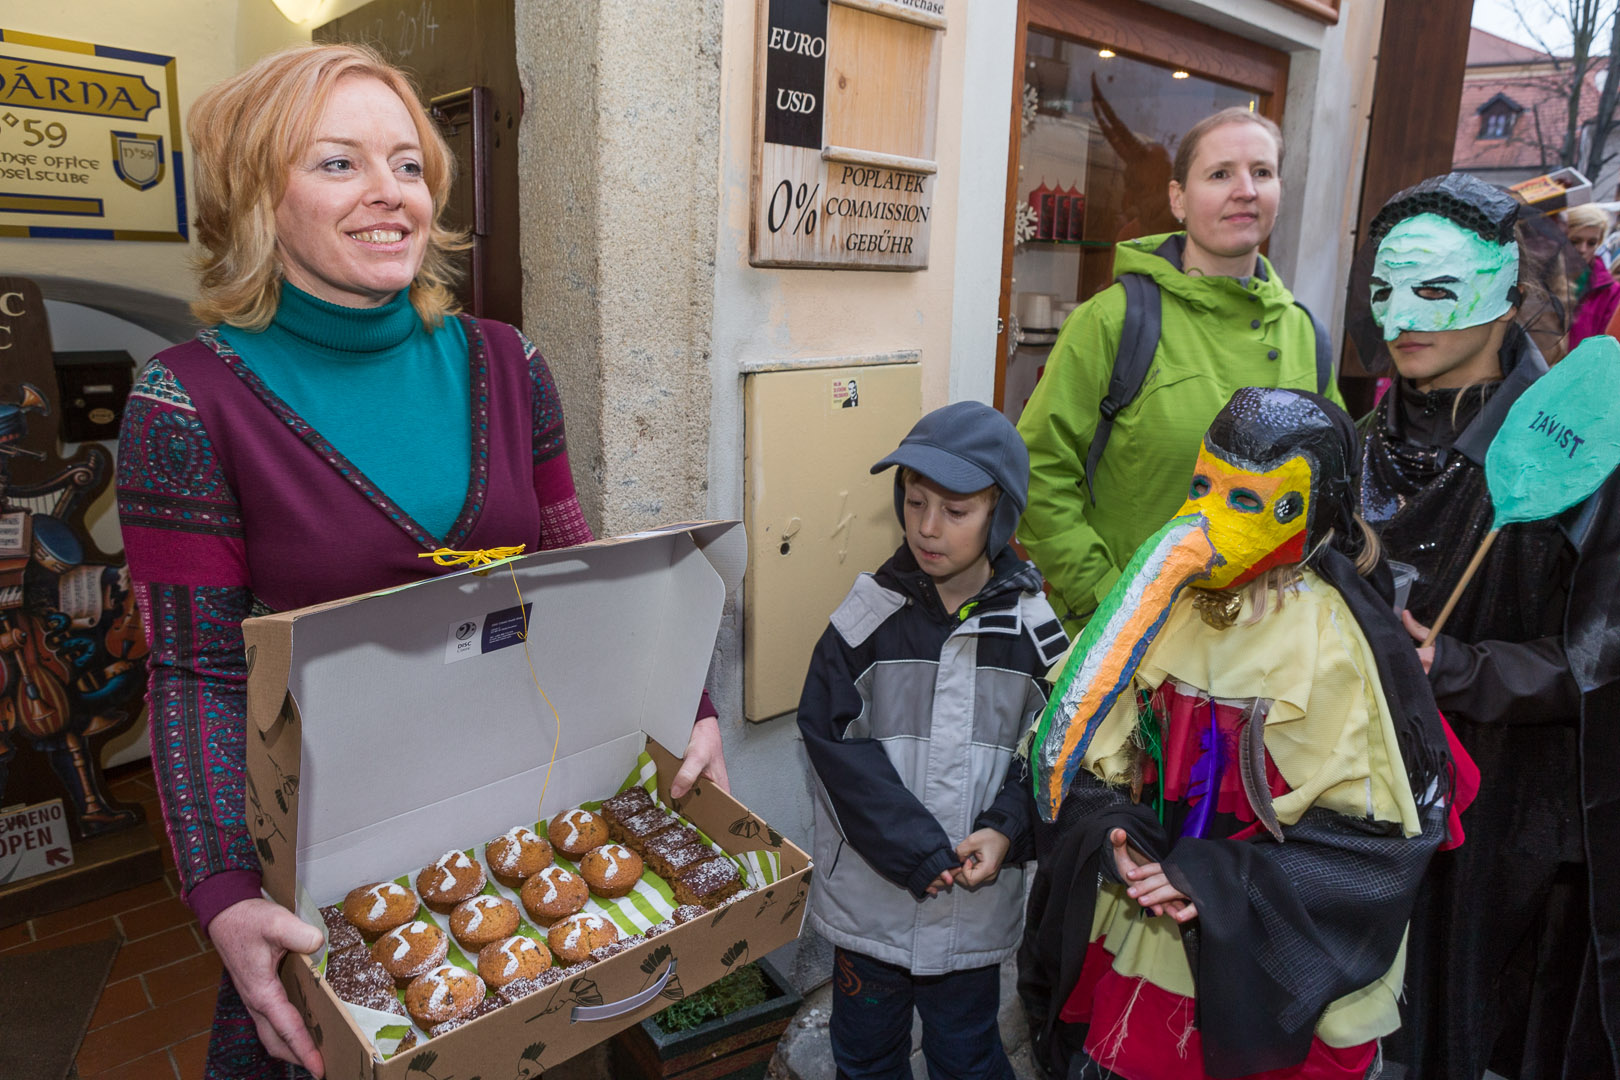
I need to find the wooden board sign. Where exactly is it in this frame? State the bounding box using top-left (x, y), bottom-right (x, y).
top-left (751, 0), bottom-right (945, 271)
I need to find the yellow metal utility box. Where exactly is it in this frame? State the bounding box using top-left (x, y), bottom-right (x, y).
top-left (742, 361), bottom-right (920, 720)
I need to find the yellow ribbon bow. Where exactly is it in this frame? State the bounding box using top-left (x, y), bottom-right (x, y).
top-left (417, 544), bottom-right (527, 568)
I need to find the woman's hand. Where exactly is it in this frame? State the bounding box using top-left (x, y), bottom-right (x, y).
top-left (671, 714), bottom-right (730, 798)
top-left (1401, 610), bottom-right (1436, 675)
top-left (924, 866), bottom-right (959, 896)
top-left (954, 829), bottom-right (1012, 887)
top-left (208, 898), bottom-right (326, 1077)
top-left (1110, 827), bottom-right (1197, 922)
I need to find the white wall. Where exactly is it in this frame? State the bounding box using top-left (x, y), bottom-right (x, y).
top-left (705, 0), bottom-right (1018, 848)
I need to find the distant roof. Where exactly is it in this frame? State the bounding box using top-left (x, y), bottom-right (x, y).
top-left (1455, 58), bottom-right (1605, 170)
top-left (1468, 27), bottom-right (1554, 66)
top-left (1475, 91), bottom-right (1525, 115)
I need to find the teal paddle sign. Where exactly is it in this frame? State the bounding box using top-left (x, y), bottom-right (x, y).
top-left (1485, 333), bottom-right (1620, 527)
top-left (1424, 334), bottom-right (1620, 644)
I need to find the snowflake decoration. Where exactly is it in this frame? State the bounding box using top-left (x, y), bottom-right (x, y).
top-left (1023, 82), bottom-right (1039, 134)
top-left (1015, 201), bottom-right (1039, 246)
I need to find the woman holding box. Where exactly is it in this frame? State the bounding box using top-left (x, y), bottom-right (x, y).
top-left (117, 44), bottom-right (727, 1079)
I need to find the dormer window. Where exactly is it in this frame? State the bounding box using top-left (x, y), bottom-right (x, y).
top-left (1476, 92), bottom-right (1524, 140)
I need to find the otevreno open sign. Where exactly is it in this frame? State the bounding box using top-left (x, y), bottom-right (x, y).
top-left (0, 798), bottom-right (73, 884)
top-left (751, 0), bottom-right (945, 270)
top-left (0, 29), bottom-right (185, 242)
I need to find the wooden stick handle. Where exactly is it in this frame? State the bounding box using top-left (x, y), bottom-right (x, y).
top-left (1422, 528), bottom-right (1501, 647)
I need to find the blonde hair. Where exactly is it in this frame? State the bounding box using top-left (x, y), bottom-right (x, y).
top-left (187, 43), bottom-right (466, 330)
top-left (1563, 202), bottom-right (1612, 234)
top-left (1172, 107), bottom-right (1283, 187)
top-left (1241, 517), bottom-right (1383, 620)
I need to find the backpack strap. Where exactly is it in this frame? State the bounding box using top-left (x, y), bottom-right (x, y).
top-left (1085, 272), bottom-right (1161, 505)
top-left (1293, 298), bottom-right (1335, 394)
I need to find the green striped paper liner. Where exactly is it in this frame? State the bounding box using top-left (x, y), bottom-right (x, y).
top-left (310, 749), bottom-right (786, 1054)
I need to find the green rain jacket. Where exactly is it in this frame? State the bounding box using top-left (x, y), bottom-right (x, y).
top-left (1016, 232), bottom-right (1343, 635)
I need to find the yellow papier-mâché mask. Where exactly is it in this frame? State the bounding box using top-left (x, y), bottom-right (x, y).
top-left (1176, 441), bottom-right (1314, 590)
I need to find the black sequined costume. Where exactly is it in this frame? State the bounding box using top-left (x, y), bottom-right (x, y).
top-left (1359, 322), bottom-right (1620, 1079)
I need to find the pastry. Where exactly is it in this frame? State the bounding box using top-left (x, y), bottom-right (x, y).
top-left (548, 808), bottom-right (608, 857)
top-left (416, 850), bottom-right (487, 913)
top-left (341, 881), bottom-right (417, 940)
top-left (484, 825), bottom-right (553, 888)
top-left (371, 920), bottom-right (448, 984)
top-left (580, 843), bottom-right (643, 899)
top-left (392, 1030), bottom-right (417, 1056)
top-left (609, 806), bottom-right (679, 850)
top-left (598, 785), bottom-right (654, 829)
top-left (548, 912), bottom-right (618, 964)
top-left (427, 997), bottom-right (502, 1038)
top-left (520, 864), bottom-right (589, 926)
top-left (319, 904), bottom-right (363, 952)
top-left (405, 964), bottom-right (486, 1028)
top-left (449, 895), bottom-right (520, 951)
top-left (641, 828), bottom-right (711, 880)
top-left (643, 917), bottom-right (676, 939)
top-left (477, 935), bottom-right (551, 988)
top-left (497, 967), bottom-right (565, 1005)
top-left (672, 903), bottom-right (707, 925)
top-left (673, 857), bottom-right (743, 909)
top-left (325, 944), bottom-right (406, 1015)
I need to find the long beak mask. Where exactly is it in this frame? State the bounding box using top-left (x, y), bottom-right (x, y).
top-left (1176, 443), bottom-right (1313, 590)
top-left (1031, 387), bottom-right (1345, 823)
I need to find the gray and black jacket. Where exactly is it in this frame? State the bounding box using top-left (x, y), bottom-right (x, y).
top-left (797, 544), bottom-right (1068, 975)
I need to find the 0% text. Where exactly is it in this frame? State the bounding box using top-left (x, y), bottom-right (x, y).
top-left (767, 180), bottom-right (818, 236)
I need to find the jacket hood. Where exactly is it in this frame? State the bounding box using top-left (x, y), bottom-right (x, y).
top-left (875, 543), bottom-right (1043, 619)
top-left (1112, 232), bottom-right (1295, 315)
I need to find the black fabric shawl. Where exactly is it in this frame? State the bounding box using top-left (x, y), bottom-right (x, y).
top-left (1019, 551), bottom-right (1449, 1078)
top-left (1566, 469), bottom-right (1620, 1074)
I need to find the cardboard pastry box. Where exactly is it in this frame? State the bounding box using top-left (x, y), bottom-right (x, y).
top-left (1510, 166), bottom-right (1593, 214)
top-left (242, 522), bottom-right (812, 1078)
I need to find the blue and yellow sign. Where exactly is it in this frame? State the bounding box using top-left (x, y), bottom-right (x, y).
top-left (0, 30), bottom-right (184, 242)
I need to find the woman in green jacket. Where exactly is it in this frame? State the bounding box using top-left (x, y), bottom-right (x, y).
top-left (1016, 107), bottom-right (1343, 634)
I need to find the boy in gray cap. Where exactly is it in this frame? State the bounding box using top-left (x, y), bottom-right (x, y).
top-left (797, 400), bottom-right (1069, 1078)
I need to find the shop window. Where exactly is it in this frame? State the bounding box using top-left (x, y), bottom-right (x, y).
top-left (994, 0), bottom-right (1288, 421)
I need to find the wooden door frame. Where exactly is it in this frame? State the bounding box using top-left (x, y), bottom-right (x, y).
top-left (992, 0), bottom-right (1291, 408)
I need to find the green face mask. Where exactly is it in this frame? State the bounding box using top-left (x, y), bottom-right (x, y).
top-left (1371, 213), bottom-right (1519, 341)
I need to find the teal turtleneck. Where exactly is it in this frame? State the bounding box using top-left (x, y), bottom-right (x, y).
top-left (218, 283), bottom-right (472, 540)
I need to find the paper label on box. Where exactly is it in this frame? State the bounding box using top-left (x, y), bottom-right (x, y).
top-left (443, 603), bottom-right (533, 664)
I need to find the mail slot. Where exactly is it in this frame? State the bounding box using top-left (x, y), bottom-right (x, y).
top-left (53, 350), bottom-right (135, 443)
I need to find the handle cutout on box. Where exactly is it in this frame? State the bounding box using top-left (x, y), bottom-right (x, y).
top-left (570, 957), bottom-right (677, 1022)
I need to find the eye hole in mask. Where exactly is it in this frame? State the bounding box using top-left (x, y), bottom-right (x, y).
top-left (1228, 489), bottom-right (1264, 514)
top-left (1189, 475), bottom-right (1212, 500)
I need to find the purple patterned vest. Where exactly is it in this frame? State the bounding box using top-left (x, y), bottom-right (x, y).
top-left (155, 315), bottom-right (542, 612)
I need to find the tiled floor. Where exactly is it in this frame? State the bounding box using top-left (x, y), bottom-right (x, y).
top-left (4, 760), bottom-right (220, 1080)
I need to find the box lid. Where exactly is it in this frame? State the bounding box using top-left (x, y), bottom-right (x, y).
top-left (243, 521), bottom-right (745, 907)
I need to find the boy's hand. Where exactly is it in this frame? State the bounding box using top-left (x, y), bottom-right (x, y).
top-left (954, 829), bottom-right (1012, 887)
top-left (1109, 827), bottom-right (1197, 922)
top-left (924, 866), bottom-right (959, 896)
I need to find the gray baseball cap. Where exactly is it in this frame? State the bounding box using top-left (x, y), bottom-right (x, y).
top-left (871, 400), bottom-right (1030, 556)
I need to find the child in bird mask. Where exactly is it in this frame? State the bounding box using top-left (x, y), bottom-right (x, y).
top-left (1018, 387), bottom-right (1452, 1080)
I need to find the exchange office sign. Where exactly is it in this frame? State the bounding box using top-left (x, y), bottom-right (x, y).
top-left (751, 0), bottom-right (946, 271)
top-left (0, 29), bottom-right (185, 242)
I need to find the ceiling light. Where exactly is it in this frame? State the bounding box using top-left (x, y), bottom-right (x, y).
top-left (271, 0), bottom-right (324, 24)
top-left (1098, 49), bottom-right (1116, 59)
top-left (1172, 70), bottom-right (1191, 80)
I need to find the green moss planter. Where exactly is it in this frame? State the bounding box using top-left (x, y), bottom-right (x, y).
top-left (610, 958), bottom-right (802, 1080)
